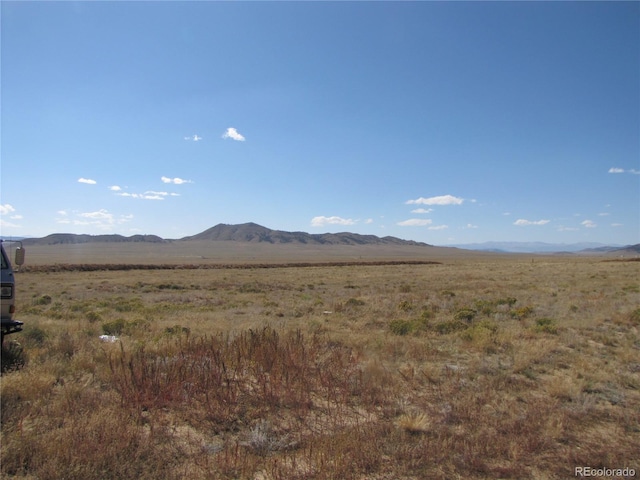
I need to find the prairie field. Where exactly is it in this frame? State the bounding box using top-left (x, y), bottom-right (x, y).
top-left (1, 252), bottom-right (639, 479)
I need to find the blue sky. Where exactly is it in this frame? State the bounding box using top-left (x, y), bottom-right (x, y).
top-left (1, 1), bottom-right (638, 245)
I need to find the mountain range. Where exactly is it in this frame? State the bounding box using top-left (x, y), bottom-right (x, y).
top-left (445, 241), bottom-right (633, 254)
top-left (14, 223), bottom-right (638, 255)
top-left (20, 223), bottom-right (429, 247)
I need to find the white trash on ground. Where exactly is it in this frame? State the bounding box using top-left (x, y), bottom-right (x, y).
top-left (99, 335), bottom-right (119, 343)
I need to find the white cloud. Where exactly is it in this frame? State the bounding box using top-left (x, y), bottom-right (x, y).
top-left (611, 223), bottom-right (623, 227)
top-left (428, 225), bottom-right (448, 230)
top-left (514, 219), bottom-right (550, 226)
top-left (465, 224), bottom-right (479, 229)
top-left (0, 204), bottom-right (23, 227)
top-left (79, 209), bottom-right (112, 221)
top-left (609, 167), bottom-right (640, 175)
top-left (161, 176), bottom-right (193, 185)
top-left (109, 185), bottom-right (122, 191)
top-left (78, 178), bottom-right (97, 185)
top-left (397, 218), bottom-right (433, 227)
top-left (58, 209), bottom-right (132, 231)
top-left (222, 127), bottom-right (245, 141)
top-left (311, 216), bottom-right (356, 227)
top-left (184, 134), bottom-right (202, 141)
top-left (406, 195), bottom-right (463, 206)
top-left (411, 208), bottom-right (433, 214)
top-left (581, 220), bottom-right (597, 228)
top-left (0, 204), bottom-right (16, 216)
top-left (364, 218), bottom-right (374, 224)
top-left (117, 192), bottom-right (165, 200)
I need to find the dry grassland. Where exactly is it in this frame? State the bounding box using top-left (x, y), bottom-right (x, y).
top-left (1, 254), bottom-right (639, 479)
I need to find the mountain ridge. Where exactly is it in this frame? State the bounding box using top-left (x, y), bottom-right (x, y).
top-left (21, 223), bottom-right (430, 247)
top-left (446, 241), bottom-right (633, 254)
top-left (180, 223), bottom-right (430, 246)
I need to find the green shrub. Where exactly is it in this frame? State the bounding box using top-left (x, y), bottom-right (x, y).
top-left (534, 318), bottom-right (558, 334)
top-left (474, 300), bottom-right (495, 316)
top-left (113, 297), bottom-right (144, 312)
top-left (102, 318), bottom-right (149, 336)
top-left (454, 308), bottom-right (477, 322)
top-left (420, 306), bottom-right (436, 320)
top-left (164, 325), bottom-right (191, 336)
top-left (345, 298), bottom-right (365, 307)
top-left (433, 320), bottom-right (468, 335)
top-left (397, 300), bottom-right (413, 312)
top-left (496, 297), bottom-right (517, 306)
top-left (33, 294), bottom-right (52, 305)
top-left (22, 325), bottom-right (48, 346)
top-left (85, 311), bottom-right (102, 323)
top-left (460, 320), bottom-right (498, 353)
top-left (511, 305), bottom-right (534, 320)
top-left (389, 319), bottom-right (414, 336)
top-left (102, 318), bottom-right (127, 335)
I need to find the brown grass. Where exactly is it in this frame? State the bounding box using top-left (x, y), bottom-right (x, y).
top-left (2, 254), bottom-right (639, 479)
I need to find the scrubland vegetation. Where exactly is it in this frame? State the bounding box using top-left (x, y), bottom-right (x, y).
top-left (2, 257), bottom-right (639, 479)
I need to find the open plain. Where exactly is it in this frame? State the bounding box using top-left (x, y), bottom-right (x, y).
top-left (1, 244), bottom-right (639, 479)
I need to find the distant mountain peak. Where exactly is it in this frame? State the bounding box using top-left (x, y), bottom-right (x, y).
top-left (180, 223), bottom-right (431, 246)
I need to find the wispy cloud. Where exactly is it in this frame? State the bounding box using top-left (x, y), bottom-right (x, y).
top-left (117, 192), bottom-right (166, 200)
top-left (310, 216), bottom-right (355, 227)
top-left (161, 176), bottom-right (193, 185)
top-left (428, 224), bottom-right (448, 230)
top-left (109, 185), bottom-right (122, 191)
top-left (0, 204), bottom-right (22, 228)
top-left (609, 167), bottom-right (640, 174)
top-left (222, 127), bottom-right (245, 141)
top-left (1, 219), bottom-right (21, 228)
top-left (184, 134), bottom-right (203, 141)
top-left (56, 209), bottom-right (132, 231)
top-left (397, 218), bottom-right (432, 227)
top-left (406, 195), bottom-right (463, 206)
top-left (78, 178), bottom-right (97, 185)
top-left (79, 209), bottom-right (112, 221)
top-left (411, 208), bottom-right (433, 214)
top-left (581, 220), bottom-right (597, 228)
top-left (514, 219), bottom-right (550, 226)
